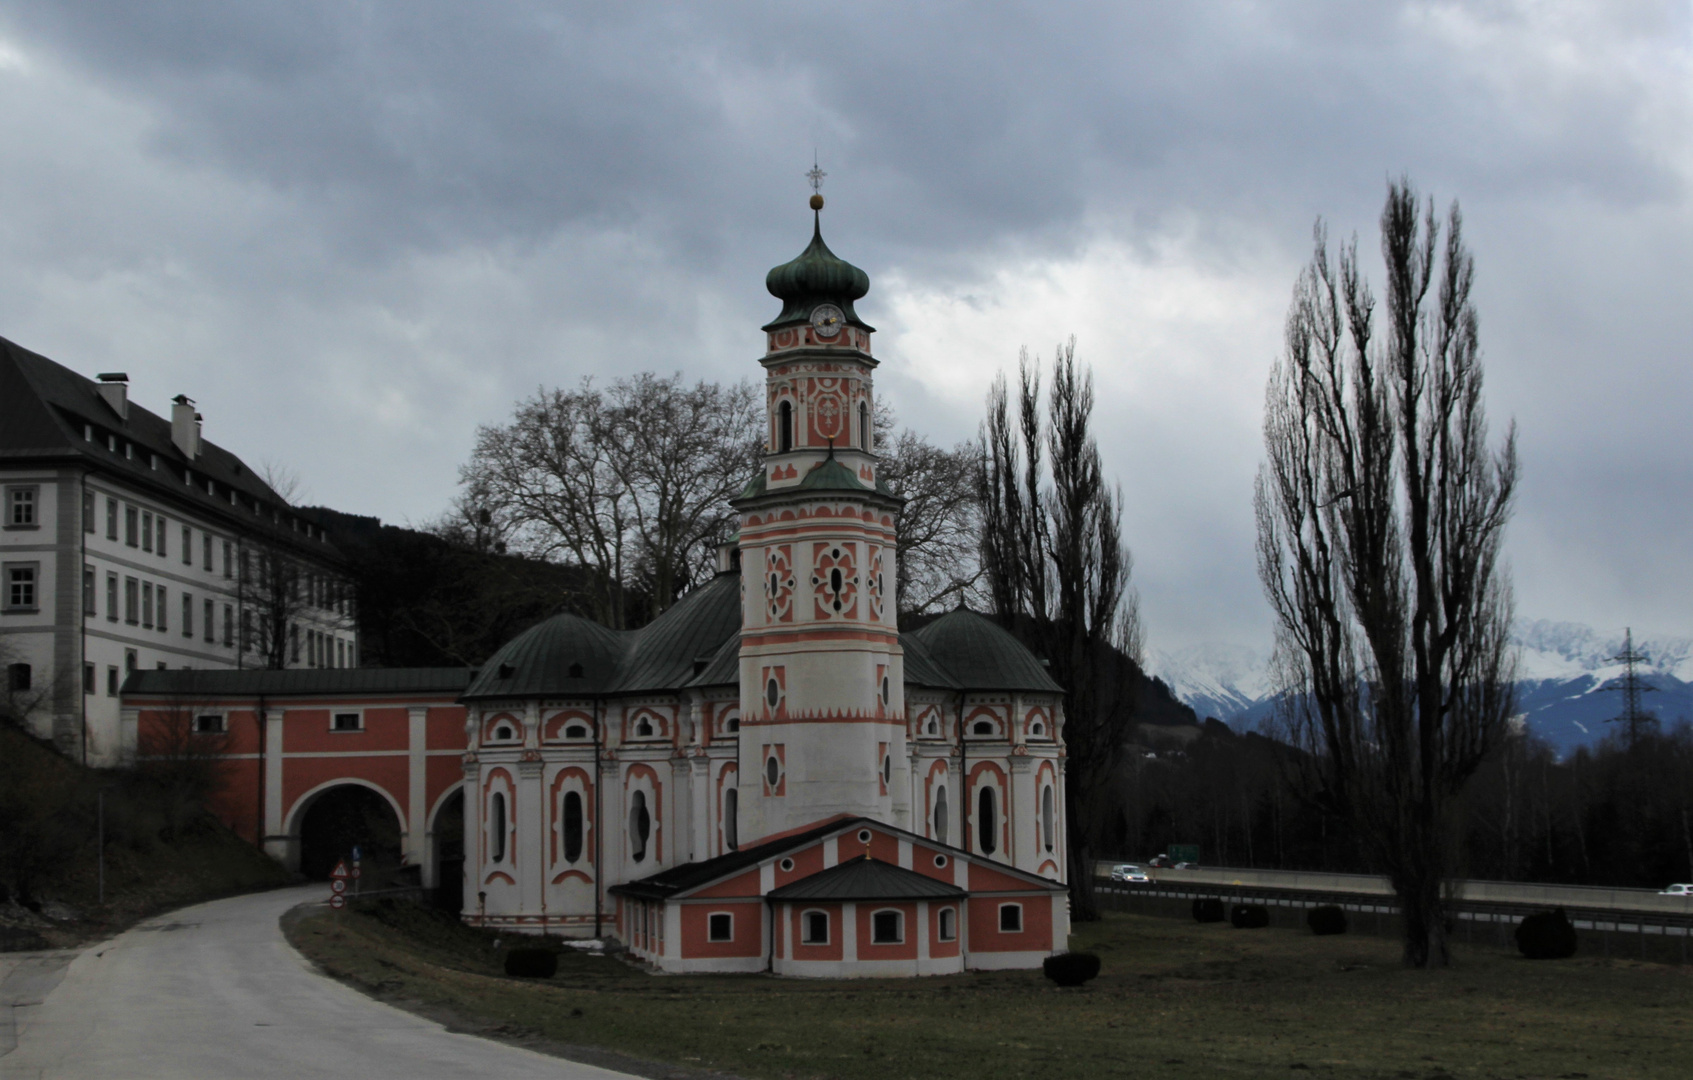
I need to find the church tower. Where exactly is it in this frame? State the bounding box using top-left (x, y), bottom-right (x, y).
top-left (732, 189), bottom-right (907, 844)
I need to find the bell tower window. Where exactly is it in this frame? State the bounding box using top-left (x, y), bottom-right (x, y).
top-left (859, 402), bottom-right (870, 451)
top-left (778, 401), bottom-right (794, 453)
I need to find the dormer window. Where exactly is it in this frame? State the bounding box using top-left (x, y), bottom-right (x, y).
top-left (568, 662), bottom-right (584, 678)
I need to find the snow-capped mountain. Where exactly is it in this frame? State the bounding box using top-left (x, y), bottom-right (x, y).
top-left (1150, 621), bottom-right (1693, 757)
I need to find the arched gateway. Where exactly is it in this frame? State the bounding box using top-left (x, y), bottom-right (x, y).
top-left (122, 196), bottom-right (1072, 976)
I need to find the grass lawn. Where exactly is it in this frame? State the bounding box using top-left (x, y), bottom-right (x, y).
top-left (286, 899), bottom-right (1693, 1080)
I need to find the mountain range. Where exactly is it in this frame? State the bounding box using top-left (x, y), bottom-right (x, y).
top-left (1148, 620), bottom-right (1693, 757)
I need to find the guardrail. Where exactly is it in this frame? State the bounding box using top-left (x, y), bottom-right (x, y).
top-left (1093, 874), bottom-right (1693, 964)
top-left (1093, 862), bottom-right (1693, 915)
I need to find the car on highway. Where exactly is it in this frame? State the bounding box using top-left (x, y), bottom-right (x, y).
top-left (1175, 862), bottom-right (1199, 870)
top-left (1109, 863), bottom-right (1141, 881)
top-left (1660, 883), bottom-right (1693, 896)
top-left (1149, 854), bottom-right (1174, 868)
top-left (1122, 870), bottom-right (1150, 883)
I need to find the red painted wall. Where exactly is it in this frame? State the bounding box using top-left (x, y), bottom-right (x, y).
top-left (967, 894), bottom-right (1053, 954)
top-left (681, 900), bottom-right (764, 958)
top-left (855, 901), bottom-right (919, 961)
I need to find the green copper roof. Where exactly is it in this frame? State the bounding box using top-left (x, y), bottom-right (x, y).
top-left (739, 469), bottom-right (767, 498)
top-left (797, 455), bottom-right (869, 492)
top-left (763, 214), bottom-right (873, 332)
top-left (906, 608), bottom-right (1064, 694)
top-left (463, 612), bottom-right (627, 699)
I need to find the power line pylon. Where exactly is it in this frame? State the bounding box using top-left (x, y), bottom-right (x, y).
top-left (1605, 626), bottom-right (1658, 747)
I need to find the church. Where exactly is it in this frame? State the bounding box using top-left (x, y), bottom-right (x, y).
top-left (455, 194), bottom-right (1071, 975)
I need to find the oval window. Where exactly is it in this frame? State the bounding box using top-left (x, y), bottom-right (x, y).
top-left (779, 857), bottom-right (795, 872)
top-left (934, 853), bottom-right (948, 869)
top-left (978, 786), bottom-right (997, 855)
top-left (934, 786), bottom-right (948, 845)
top-left (563, 791), bottom-right (584, 863)
top-left (629, 791), bottom-right (651, 862)
top-left (766, 678), bottom-right (780, 710)
top-left (830, 568), bottom-right (843, 593)
top-left (1041, 784), bottom-right (1056, 853)
top-left (881, 676), bottom-right (890, 704)
top-left (766, 755), bottom-right (781, 789)
top-left (882, 755), bottom-right (891, 785)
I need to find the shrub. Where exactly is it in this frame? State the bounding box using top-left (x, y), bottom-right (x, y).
top-left (1192, 897), bottom-right (1225, 923)
top-left (1043, 952), bottom-right (1102, 987)
top-left (1230, 904), bottom-right (1269, 929)
top-left (1515, 909), bottom-right (1578, 960)
top-left (504, 946), bottom-right (560, 978)
top-left (1307, 905), bottom-right (1348, 936)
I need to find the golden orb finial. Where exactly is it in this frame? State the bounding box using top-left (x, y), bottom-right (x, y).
top-left (809, 193), bottom-right (824, 211)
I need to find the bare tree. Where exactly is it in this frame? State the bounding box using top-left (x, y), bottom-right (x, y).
top-left (980, 340), bottom-right (1142, 919)
top-left (877, 426), bottom-right (984, 615)
top-left (463, 375), bottom-right (762, 628)
top-left (1256, 179), bottom-right (1518, 969)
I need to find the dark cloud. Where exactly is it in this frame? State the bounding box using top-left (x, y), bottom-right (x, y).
top-left (0, 1), bottom-right (1687, 648)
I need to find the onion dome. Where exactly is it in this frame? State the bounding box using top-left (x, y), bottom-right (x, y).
top-left (763, 208), bottom-right (874, 332)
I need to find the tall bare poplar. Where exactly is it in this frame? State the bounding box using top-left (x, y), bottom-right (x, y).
top-left (981, 340), bottom-right (1141, 919)
top-left (1256, 179), bottom-right (1518, 968)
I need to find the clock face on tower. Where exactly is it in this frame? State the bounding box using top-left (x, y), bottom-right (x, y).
top-left (810, 304), bottom-right (845, 338)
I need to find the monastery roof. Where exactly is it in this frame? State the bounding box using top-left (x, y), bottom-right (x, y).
top-left (905, 608), bottom-right (1064, 694)
top-left (611, 573), bottom-right (742, 693)
top-left (463, 612), bottom-right (626, 699)
top-left (766, 855), bottom-right (966, 902)
top-left (0, 335), bottom-right (344, 562)
top-left (122, 667), bottom-right (472, 697)
top-left (610, 817), bottom-right (857, 901)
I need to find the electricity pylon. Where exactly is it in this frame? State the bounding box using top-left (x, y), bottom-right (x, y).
top-left (1604, 627), bottom-right (1658, 747)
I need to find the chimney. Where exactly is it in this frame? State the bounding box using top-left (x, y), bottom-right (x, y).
top-left (171, 395), bottom-right (201, 459)
top-left (96, 373), bottom-right (129, 420)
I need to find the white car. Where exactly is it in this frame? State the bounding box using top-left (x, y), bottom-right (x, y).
top-left (1660, 883), bottom-right (1693, 896)
top-left (1109, 864), bottom-right (1141, 882)
top-left (1123, 871), bottom-right (1150, 883)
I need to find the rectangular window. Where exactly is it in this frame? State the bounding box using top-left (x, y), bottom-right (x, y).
top-left (4, 486), bottom-right (37, 528)
top-left (203, 534), bottom-right (213, 570)
top-left (83, 662), bottom-right (95, 694)
top-left (141, 511), bottom-right (153, 551)
top-left (336, 638), bottom-right (346, 669)
top-left (203, 598), bottom-right (214, 643)
top-left (181, 526), bottom-right (192, 564)
top-left (998, 903), bottom-right (1023, 933)
top-left (8, 663), bottom-right (30, 692)
top-left (937, 907), bottom-right (957, 942)
top-left (871, 909), bottom-right (903, 944)
top-left (332, 712), bottom-right (361, 732)
top-left (141, 581), bottom-right (153, 628)
top-left (182, 593), bottom-right (193, 637)
top-left (222, 540), bottom-right (232, 579)
top-left (106, 497), bottom-right (118, 540)
top-left (125, 505), bottom-right (138, 547)
top-left (83, 490), bottom-right (95, 533)
top-left (707, 913), bottom-right (733, 942)
top-left (195, 714), bottom-right (226, 734)
top-left (106, 665), bottom-right (118, 697)
top-left (4, 564), bottom-right (39, 611)
top-left (802, 911), bottom-right (829, 945)
top-left (222, 604), bottom-right (234, 648)
top-left (124, 577), bottom-right (138, 624)
top-left (83, 565), bottom-right (96, 615)
top-left (155, 515), bottom-right (167, 557)
top-left (106, 573), bottom-right (118, 622)
top-left (156, 585), bottom-right (166, 632)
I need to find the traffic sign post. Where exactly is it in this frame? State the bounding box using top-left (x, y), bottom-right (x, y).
top-left (329, 859), bottom-right (350, 910)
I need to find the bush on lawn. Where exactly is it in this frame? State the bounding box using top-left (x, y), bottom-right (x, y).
top-left (1043, 952), bottom-right (1102, 987)
top-left (1230, 904), bottom-right (1269, 929)
top-left (1515, 908), bottom-right (1578, 960)
top-left (1192, 897), bottom-right (1225, 923)
top-left (504, 946), bottom-right (560, 978)
top-left (1307, 905), bottom-right (1348, 936)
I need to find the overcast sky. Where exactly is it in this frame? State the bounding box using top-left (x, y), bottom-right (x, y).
top-left (1, 2), bottom-right (1688, 654)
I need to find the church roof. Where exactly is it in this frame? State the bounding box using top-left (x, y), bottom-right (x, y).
top-left (905, 608), bottom-right (1064, 694)
top-left (610, 816), bottom-right (857, 901)
top-left (612, 573), bottom-right (742, 693)
top-left (462, 612), bottom-right (627, 699)
top-left (796, 455), bottom-right (868, 492)
top-left (762, 214), bottom-right (874, 333)
top-left (899, 631), bottom-right (960, 690)
top-left (767, 855), bottom-right (966, 902)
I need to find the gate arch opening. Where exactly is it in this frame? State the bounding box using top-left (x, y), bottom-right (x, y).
top-left (430, 787), bottom-right (465, 913)
top-left (294, 783), bottom-right (405, 881)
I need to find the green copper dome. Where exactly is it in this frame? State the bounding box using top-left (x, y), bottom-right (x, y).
top-left (763, 213), bottom-right (874, 332)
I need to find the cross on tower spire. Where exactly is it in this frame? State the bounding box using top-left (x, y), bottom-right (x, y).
top-left (806, 156), bottom-right (826, 213)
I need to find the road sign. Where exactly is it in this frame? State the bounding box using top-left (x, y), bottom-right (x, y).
top-left (329, 859), bottom-right (350, 905)
top-left (331, 859), bottom-right (350, 881)
top-left (329, 894), bottom-right (345, 910)
top-left (1169, 844), bottom-right (1201, 865)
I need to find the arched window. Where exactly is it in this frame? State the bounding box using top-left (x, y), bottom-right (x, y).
top-left (933, 786), bottom-right (948, 844)
top-left (490, 791), bottom-right (507, 863)
top-left (725, 715), bottom-right (739, 732)
top-left (937, 907), bottom-right (957, 942)
top-left (859, 401), bottom-right (871, 451)
top-left (635, 716), bottom-right (653, 737)
top-left (723, 787), bottom-right (738, 851)
top-left (802, 909), bottom-right (829, 944)
top-left (973, 720), bottom-right (994, 736)
top-left (629, 790), bottom-right (650, 862)
top-left (1041, 784), bottom-right (1056, 853)
top-left (565, 724), bottom-right (587, 739)
top-left (562, 791), bottom-right (584, 863)
top-left (978, 786), bottom-right (997, 854)
top-left (778, 401), bottom-right (793, 453)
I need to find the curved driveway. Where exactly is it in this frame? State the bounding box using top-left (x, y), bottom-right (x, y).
top-left (2, 885), bottom-right (635, 1080)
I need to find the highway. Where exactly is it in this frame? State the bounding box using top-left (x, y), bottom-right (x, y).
top-left (0, 885), bottom-right (636, 1080)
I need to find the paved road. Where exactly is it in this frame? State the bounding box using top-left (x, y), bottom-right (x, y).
top-left (1, 885), bottom-right (637, 1079)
